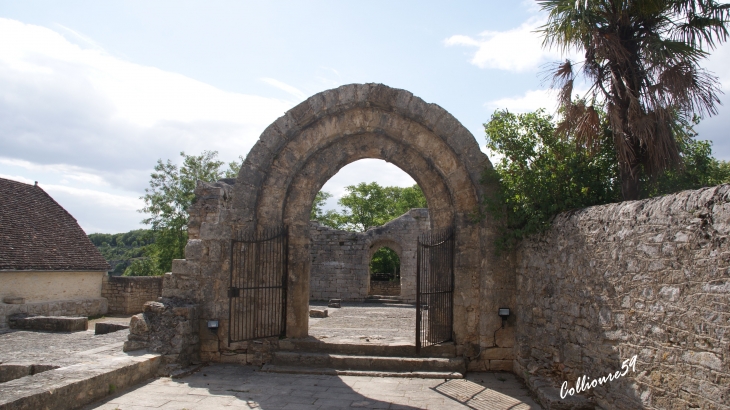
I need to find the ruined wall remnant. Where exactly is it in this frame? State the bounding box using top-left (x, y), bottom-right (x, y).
top-left (124, 298), bottom-right (200, 375)
top-left (369, 280), bottom-right (400, 296)
top-left (102, 275), bottom-right (163, 315)
top-left (309, 208), bottom-right (429, 302)
top-left (515, 185), bottom-right (730, 409)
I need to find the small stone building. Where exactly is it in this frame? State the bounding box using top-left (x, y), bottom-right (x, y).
top-left (0, 177), bottom-right (110, 328)
top-left (309, 208), bottom-right (430, 302)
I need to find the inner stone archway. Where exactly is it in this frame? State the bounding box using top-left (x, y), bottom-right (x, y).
top-left (232, 83), bottom-right (502, 347)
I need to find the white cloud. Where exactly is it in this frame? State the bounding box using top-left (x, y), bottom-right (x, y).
top-left (444, 7), bottom-right (584, 73)
top-left (0, 174), bottom-right (34, 185)
top-left (0, 158), bottom-right (108, 186)
top-left (445, 17), bottom-right (567, 72)
top-left (486, 89), bottom-right (556, 113)
top-left (260, 77), bottom-right (307, 101)
top-left (0, 17), bottom-right (298, 232)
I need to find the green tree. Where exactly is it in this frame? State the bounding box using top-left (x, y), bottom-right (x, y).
top-left (88, 229), bottom-right (155, 274)
top-left (310, 191), bottom-right (333, 220)
top-left (483, 106), bottom-right (730, 251)
top-left (370, 247), bottom-right (400, 280)
top-left (320, 183), bottom-right (427, 232)
top-left (484, 108), bottom-right (621, 251)
top-left (140, 151), bottom-right (241, 272)
top-left (123, 257), bottom-right (162, 277)
top-left (539, 0), bottom-right (729, 199)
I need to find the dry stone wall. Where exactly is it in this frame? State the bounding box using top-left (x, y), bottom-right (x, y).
top-left (0, 298), bottom-right (107, 329)
top-left (102, 275), bottom-right (163, 315)
top-left (309, 208), bottom-right (429, 302)
top-left (515, 185), bottom-right (730, 409)
top-left (369, 280), bottom-right (400, 296)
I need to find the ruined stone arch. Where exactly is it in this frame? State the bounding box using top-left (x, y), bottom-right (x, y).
top-left (231, 83), bottom-right (506, 346)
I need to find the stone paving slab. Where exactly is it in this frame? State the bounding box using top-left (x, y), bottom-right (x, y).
top-left (308, 302), bottom-right (415, 346)
top-left (83, 363), bottom-right (543, 409)
top-left (0, 327), bottom-right (130, 367)
top-left (0, 326), bottom-right (160, 410)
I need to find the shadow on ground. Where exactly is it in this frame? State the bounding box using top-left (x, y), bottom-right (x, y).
top-left (85, 364), bottom-right (541, 410)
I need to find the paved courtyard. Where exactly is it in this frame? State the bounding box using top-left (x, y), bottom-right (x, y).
top-left (308, 302), bottom-right (415, 345)
top-left (84, 363), bottom-right (542, 410)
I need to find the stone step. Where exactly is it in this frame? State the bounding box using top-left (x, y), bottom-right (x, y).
top-left (279, 338), bottom-right (456, 357)
top-left (364, 296), bottom-right (409, 304)
top-left (0, 351), bottom-right (160, 410)
top-left (270, 351), bottom-right (466, 374)
top-left (260, 364), bottom-right (464, 379)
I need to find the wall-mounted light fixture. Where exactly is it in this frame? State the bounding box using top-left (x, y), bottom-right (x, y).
top-left (498, 308), bottom-right (510, 328)
top-left (207, 320), bottom-right (219, 333)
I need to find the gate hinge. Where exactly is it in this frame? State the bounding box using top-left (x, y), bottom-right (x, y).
top-left (228, 287), bottom-right (240, 298)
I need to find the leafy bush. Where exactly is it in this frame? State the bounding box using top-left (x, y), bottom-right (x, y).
top-left (483, 109), bottom-right (620, 251)
top-left (482, 108), bottom-right (730, 251)
top-left (122, 257), bottom-right (163, 276)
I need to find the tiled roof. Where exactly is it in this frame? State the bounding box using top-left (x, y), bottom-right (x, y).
top-left (0, 177), bottom-right (110, 271)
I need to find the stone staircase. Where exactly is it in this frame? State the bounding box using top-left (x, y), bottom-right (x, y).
top-left (261, 339), bottom-right (465, 379)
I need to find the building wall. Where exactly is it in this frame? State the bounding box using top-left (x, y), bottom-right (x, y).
top-left (102, 275), bottom-right (164, 315)
top-left (0, 270), bottom-right (105, 303)
top-left (309, 208), bottom-right (430, 302)
top-left (515, 185), bottom-right (730, 409)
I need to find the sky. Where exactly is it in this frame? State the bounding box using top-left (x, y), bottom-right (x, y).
top-left (2, 1), bottom-right (730, 233)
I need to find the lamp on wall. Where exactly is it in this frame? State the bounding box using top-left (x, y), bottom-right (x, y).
top-left (498, 308), bottom-right (510, 328)
top-left (207, 320), bottom-right (219, 333)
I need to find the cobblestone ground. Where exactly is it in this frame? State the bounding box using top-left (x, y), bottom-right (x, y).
top-left (0, 324), bottom-right (130, 367)
top-left (308, 302), bottom-right (415, 345)
top-left (84, 363), bottom-right (543, 410)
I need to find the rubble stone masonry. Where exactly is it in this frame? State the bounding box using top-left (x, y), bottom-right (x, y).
top-left (309, 208), bottom-right (429, 302)
top-left (102, 275), bottom-right (164, 315)
top-left (515, 185), bottom-right (730, 409)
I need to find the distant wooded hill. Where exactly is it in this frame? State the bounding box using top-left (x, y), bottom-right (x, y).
top-left (88, 229), bottom-right (155, 275)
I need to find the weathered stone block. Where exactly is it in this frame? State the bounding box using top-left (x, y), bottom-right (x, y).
top-left (94, 322), bottom-right (129, 335)
top-left (309, 309), bottom-right (328, 318)
top-left (129, 313), bottom-right (150, 335)
top-left (9, 315), bottom-right (87, 332)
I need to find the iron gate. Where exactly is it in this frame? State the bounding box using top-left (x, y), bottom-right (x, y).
top-left (228, 225), bottom-right (288, 344)
top-left (416, 227), bottom-right (454, 353)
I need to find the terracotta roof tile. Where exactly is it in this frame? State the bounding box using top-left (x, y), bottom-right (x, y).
top-left (0, 177), bottom-right (110, 271)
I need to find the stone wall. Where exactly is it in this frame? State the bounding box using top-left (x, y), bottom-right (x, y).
top-left (124, 298), bottom-right (200, 375)
top-left (0, 298), bottom-right (107, 329)
top-left (515, 185), bottom-right (730, 409)
top-left (102, 274), bottom-right (163, 315)
top-left (369, 280), bottom-right (400, 296)
top-left (309, 209), bottom-right (429, 302)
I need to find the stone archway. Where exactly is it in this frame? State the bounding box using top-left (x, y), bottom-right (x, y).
top-left (131, 84), bottom-right (516, 372)
top-left (232, 83), bottom-right (502, 347)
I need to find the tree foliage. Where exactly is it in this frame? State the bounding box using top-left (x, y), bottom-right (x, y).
top-left (484, 107), bottom-right (730, 251)
top-left (140, 151), bottom-right (241, 273)
top-left (88, 229), bottom-right (155, 275)
top-left (539, 0), bottom-right (730, 199)
top-left (370, 247), bottom-right (400, 280)
top-left (312, 182), bottom-right (427, 232)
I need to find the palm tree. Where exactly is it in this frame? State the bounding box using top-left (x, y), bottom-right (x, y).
top-left (539, 0), bottom-right (729, 199)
